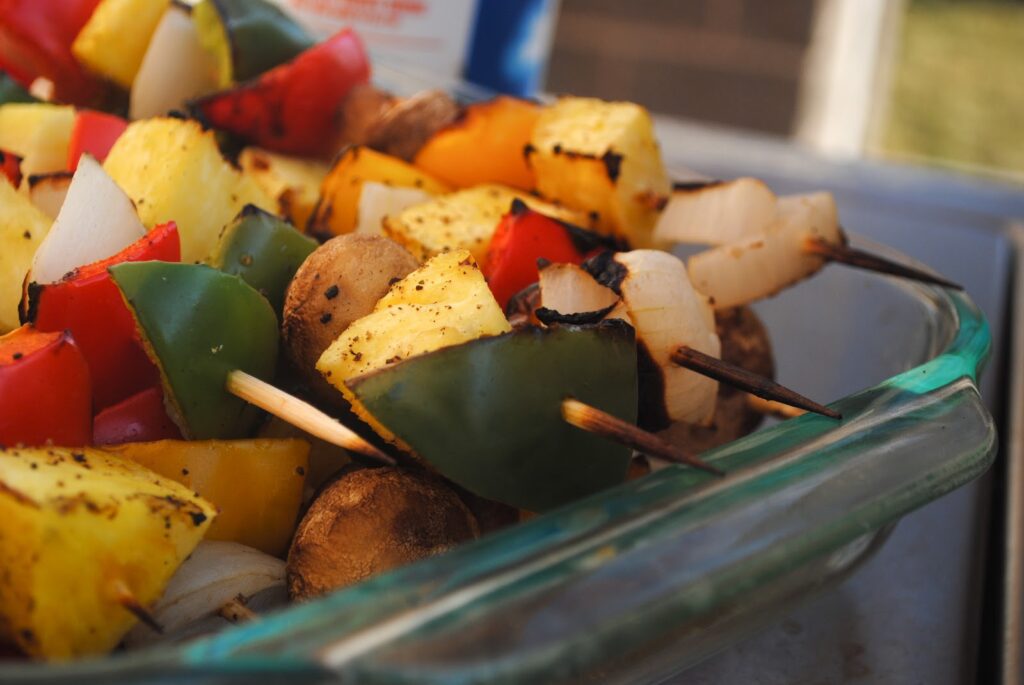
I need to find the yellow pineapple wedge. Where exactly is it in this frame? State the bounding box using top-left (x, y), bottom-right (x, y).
top-left (0, 179), bottom-right (50, 332)
top-left (0, 104), bottom-right (75, 177)
top-left (104, 117), bottom-right (275, 263)
top-left (382, 184), bottom-right (588, 264)
top-left (317, 249), bottom-right (511, 445)
top-left (72, 0), bottom-right (170, 89)
top-left (238, 147), bottom-right (330, 232)
top-left (0, 446), bottom-right (215, 660)
top-left (527, 97), bottom-right (671, 248)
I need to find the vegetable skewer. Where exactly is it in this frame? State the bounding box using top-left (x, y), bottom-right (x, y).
top-left (670, 346), bottom-right (841, 420)
top-left (217, 597), bottom-right (258, 624)
top-left (226, 370), bottom-right (393, 465)
top-left (561, 398), bottom-right (723, 476)
top-left (803, 236), bottom-right (963, 290)
top-left (110, 580), bottom-right (163, 634)
top-left (0, 13), bottom-right (980, 658)
top-left (747, 395), bottom-right (807, 420)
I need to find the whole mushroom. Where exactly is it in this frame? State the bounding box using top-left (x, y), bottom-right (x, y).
top-left (287, 467), bottom-right (479, 600)
top-left (282, 234), bottom-right (419, 399)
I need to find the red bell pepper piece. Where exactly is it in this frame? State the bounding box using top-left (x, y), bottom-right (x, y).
top-left (66, 110), bottom-right (128, 170)
top-left (484, 201), bottom-right (587, 310)
top-left (93, 385), bottom-right (182, 446)
top-left (0, 0), bottom-right (104, 105)
top-left (0, 149), bottom-right (21, 187)
top-left (0, 325), bottom-right (92, 447)
top-left (30, 222), bottom-right (181, 411)
top-left (191, 28), bottom-right (371, 157)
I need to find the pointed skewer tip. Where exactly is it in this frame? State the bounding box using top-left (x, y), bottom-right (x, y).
top-left (670, 346), bottom-right (841, 420)
top-left (805, 236), bottom-right (963, 291)
top-left (561, 398), bottom-right (724, 477)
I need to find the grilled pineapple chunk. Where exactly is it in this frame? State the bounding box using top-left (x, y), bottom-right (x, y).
top-left (73, 0), bottom-right (170, 89)
top-left (317, 249), bottom-right (510, 444)
top-left (238, 147), bottom-right (329, 231)
top-left (0, 179), bottom-right (50, 332)
top-left (383, 184), bottom-right (586, 263)
top-left (0, 104), bottom-right (75, 177)
top-left (0, 446), bottom-right (215, 660)
top-left (527, 97), bottom-right (670, 248)
top-left (104, 117), bottom-right (275, 263)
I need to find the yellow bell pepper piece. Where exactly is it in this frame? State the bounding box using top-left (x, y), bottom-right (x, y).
top-left (73, 0), bottom-right (171, 89)
top-left (307, 146), bottom-right (451, 238)
top-left (108, 438), bottom-right (309, 557)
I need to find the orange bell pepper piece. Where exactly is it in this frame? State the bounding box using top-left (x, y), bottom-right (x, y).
top-left (414, 96), bottom-right (540, 191)
top-left (107, 438), bottom-right (309, 557)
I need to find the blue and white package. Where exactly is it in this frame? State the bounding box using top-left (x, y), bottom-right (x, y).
top-left (271, 0), bottom-right (559, 97)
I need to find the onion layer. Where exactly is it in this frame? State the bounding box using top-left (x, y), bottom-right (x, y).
top-left (123, 541), bottom-right (286, 648)
top-left (687, 192), bottom-right (841, 309)
top-left (654, 177), bottom-right (777, 246)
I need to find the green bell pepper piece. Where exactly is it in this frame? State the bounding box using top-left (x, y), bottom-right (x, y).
top-left (110, 262), bottom-right (278, 440)
top-left (209, 205), bottom-right (316, 314)
top-left (0, 72), bottom-right (37, 105)
top-left (348, 321), bottom-right (638, 512)
top-left (193, 0), bottom-right (314, 86)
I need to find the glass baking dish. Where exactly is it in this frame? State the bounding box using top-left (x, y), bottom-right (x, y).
top-left (1, 229), bottom-right (994, 684)
top-left (1, 64), bottom-right (996, 682)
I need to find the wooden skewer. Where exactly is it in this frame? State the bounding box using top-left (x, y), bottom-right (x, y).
top-left (804, 236), bottom-right (963, 290)
top-left (670, 346), bottom-right (841, 420)
top-left (226, 370), bottom-right (394, 465)
top-left (747, 394), bottom-right (806, 420)
top-left (561, 398), bottom-right (724, 477)
top-left (110, 579), bottom-right (163, 634)
top-left (218, 596), bottom-right (259, 624)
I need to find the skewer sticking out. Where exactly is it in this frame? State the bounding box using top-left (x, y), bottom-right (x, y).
top-left (561, 398), bottom-right (724, 477)
top-left (110, 579), bottom-right (163, 634)
top-left (226, 370), bottom-right (394, 465)
top-left (670, 346), bottom-right (841, 420)
top-left (747, 394), bottom-right (807, 420)
top-left (804, 236), bottom-right (963, 290)
top-left (218, 596), bottom-right (259, 624)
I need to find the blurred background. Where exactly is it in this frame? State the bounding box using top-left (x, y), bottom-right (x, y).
top-left (546, 0), bottom-right (1024, 183)
top-left (285, 0), bottom-right (1024, 184)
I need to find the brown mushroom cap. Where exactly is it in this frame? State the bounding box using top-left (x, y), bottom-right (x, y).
top-left (282, 234), bottom-right (420, 394)
top-left (660, 305), bottom-right (774, 452)
top-left (286, 467), bottom-right (479, 600)
top-left (337, 84), bottom-right (399, 149)
top-left (364, 89), bottom-right (462, 162)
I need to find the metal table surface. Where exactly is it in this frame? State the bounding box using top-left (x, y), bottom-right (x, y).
top-left (651, 118), bottom-right (1023, 684)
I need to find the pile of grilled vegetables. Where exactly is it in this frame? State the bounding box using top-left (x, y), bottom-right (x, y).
top-left (0, 0), bottom-right (870, 662)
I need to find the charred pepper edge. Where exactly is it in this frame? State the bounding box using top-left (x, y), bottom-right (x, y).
top-left (582, 250), bottom-right (629, 295)
top-left (535, 303), bottom-right (618, 327)
top-left (106, 268), bottom-right (192, 439)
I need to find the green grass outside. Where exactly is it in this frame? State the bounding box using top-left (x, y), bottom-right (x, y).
top-left (877, 1), bottom-right (1024, 179)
